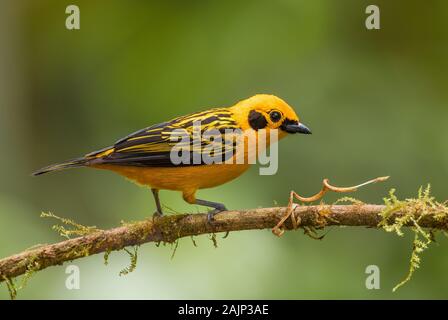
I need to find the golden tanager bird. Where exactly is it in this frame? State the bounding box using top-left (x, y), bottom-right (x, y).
top-left (33, 94), bottom-right (311, 221)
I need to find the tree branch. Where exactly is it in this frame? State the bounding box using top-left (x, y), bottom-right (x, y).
top-left (1, 204), bottom-right (447, 281)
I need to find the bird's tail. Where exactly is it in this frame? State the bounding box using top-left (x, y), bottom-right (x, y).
top-left (32, 157), bottom-right (90, 176)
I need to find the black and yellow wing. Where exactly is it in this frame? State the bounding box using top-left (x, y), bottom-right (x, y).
top-left (88, 108), bottom-right (241, 167)
top-left (32, 108), bottom-right (242, 175)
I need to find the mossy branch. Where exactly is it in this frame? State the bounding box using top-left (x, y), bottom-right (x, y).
top-left (1, 202), bottom-right (447, 284)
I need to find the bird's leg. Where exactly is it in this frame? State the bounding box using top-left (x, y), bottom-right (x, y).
top-left (272, 176), bottom-right (390, 236)
top-left (151, 188), bottom-right (164, 217)
top-left (194, 199), bottom-right (228, 223)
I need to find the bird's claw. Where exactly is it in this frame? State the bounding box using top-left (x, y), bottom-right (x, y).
top-left (207, 210), bottom-right (218, 223)
top-left (206, 205), bottom-right (227, 223)
top-left (206, 208), bottom-right (230, 238)
top-left (153, 210), bottom-right (163, 218)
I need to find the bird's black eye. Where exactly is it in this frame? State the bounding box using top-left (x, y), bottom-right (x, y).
top-left (270, 111), bottom-right (282, 122)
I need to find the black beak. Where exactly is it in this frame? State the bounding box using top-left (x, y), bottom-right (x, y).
top-left (284, 122), bottom-right (312, 134)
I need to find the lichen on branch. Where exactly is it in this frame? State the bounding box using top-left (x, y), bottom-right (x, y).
top-left (378, 185), bottom-right (448, 291)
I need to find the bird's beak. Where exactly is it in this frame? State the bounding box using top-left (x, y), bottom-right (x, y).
top-left (284, 122), bottom-right (312, 134)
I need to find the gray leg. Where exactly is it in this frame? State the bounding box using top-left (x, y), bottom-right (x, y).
top-left (151, 188), bottom-right (163, 217)
top-left (195, 199), bottom-right (227, 222)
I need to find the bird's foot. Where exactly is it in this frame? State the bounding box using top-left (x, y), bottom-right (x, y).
top-left (206, 206), bottom-right (230, 238)
top-left (206, 205), bottom-right (227, 223)
top-left (152, 210), bottom-right (163, 218)
top-left (206, 210), bottom-right (219, 223)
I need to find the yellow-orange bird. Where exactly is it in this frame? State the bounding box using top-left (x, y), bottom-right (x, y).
top-left (34, 94), bottom-right (311, 221)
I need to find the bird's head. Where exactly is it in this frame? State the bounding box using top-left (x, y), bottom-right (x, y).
top-left (231, 94), bottom-right (311, 139)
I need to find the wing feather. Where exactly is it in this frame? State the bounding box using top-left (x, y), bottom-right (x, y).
top-left (93, 108), bottom-right (241, 167)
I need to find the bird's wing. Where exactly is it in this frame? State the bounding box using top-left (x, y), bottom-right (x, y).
top-left (90, 108), bottom-right (241, 167)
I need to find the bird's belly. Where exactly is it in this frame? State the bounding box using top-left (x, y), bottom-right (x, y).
top-left (93, 163), bottom-right (250, 191)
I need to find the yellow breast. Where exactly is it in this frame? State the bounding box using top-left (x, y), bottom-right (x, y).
top-left (93, 163), bottom-right (250, 192)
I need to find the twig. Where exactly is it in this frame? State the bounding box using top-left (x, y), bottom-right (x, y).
top-left (272, 176), bottom-right (390, 236)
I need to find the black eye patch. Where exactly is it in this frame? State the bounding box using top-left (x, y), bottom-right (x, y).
top-left (248, 110), bottom-right (268, 130)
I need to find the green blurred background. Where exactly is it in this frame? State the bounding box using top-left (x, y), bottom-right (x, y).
top-left (1, 0), bottom-right (447, 299)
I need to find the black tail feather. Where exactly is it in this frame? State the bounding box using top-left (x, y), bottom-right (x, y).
top-left (32, 157), bottom-right (89, 176)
